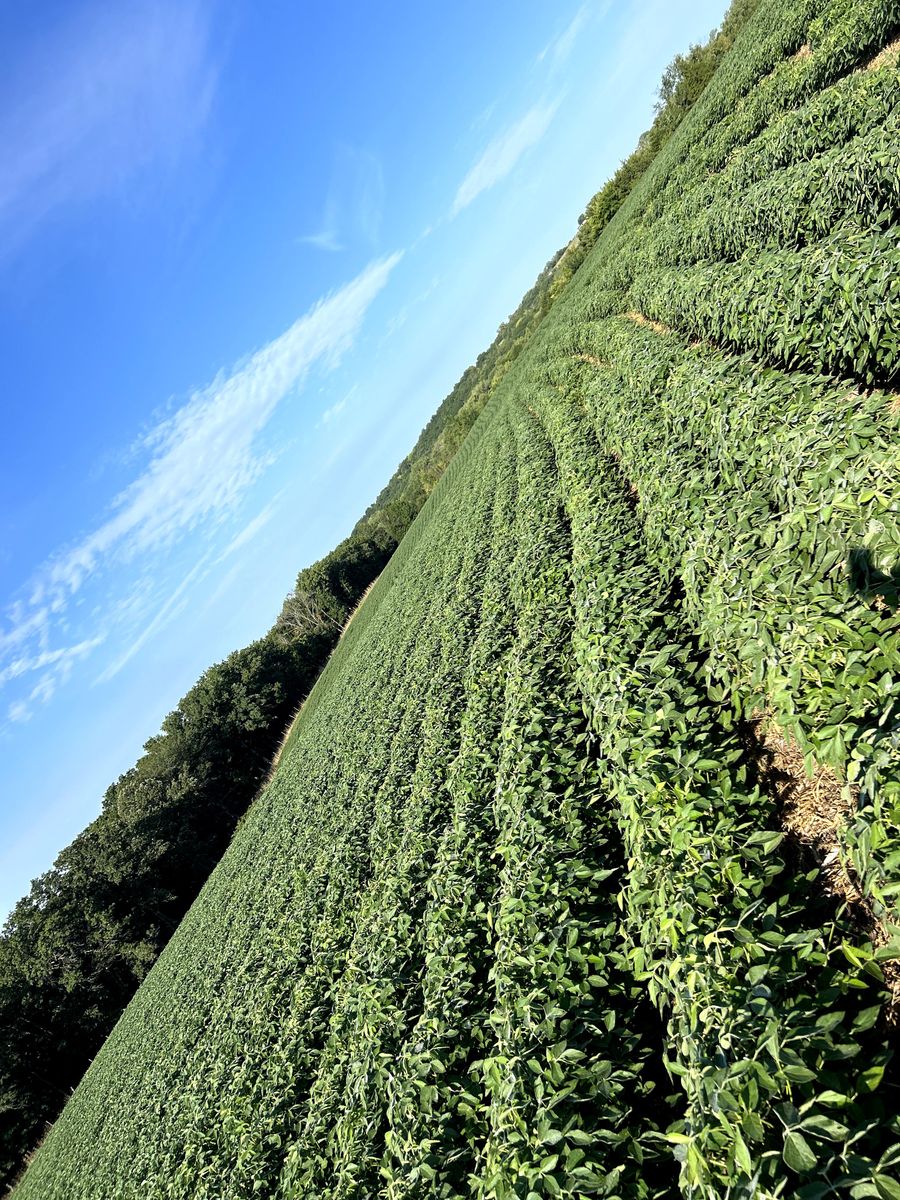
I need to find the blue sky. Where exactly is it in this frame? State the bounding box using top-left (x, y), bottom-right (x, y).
top-left (0, 0), bottom-right (727, 919)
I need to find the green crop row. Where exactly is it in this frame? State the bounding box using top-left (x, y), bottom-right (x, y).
top-left (470, 401), bottom-right (675, 1200)
top-left (629, 226), bottom-right (900, 384)
top-left (560, 0), bottom-right (900, 386)
top-left (709, 63), bottom-right (900, 196)
top-left (640, 111), bottom-right (900, 270)
top-left (518, 375), bottom-right (899, 1197)
top-left (542, 313), bottom-right (900, 935)
top-left (637, 0), bottom-right (900, 226)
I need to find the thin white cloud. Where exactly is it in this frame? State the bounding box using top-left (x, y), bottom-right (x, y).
top-left (452, 100), bottom-right (560, 215)
top-left (470, 100), bottom-right (499, 133)
top-left (299, 230), bottom-right (343, 252)
top-left (1, 637), bottom-right (104, 724)
top-left (537, 6), bottom-right (590, 68)
top-left (299, 145), bottom-right (385, 253)
top-left (317, 386), bottom-right (358, 428)
top-left (0, 0), bottom-right (218, 256)
top-left (28, 675), bottom-right (57, 706)
top-left (94, 555), bottom-right (213, 684)
top-left (320, 397), bottom-right (347, 424)
top-left (0, 638), bottom-right (104, 688)
top-left (216, 497), bottom-right (282, 563)
top-left (48, 253), bottom-right (401, 597)
top-left (409, 221), bottom-right (439, 253)
top-left (381, 276), bottom-right (441, 342)
top-left (199, 560), bottom-right (245, 616)
top-left (315, 434), bottom-right (354, 479)
top-left (0, 604), bottom-right (49, 655)
top-left (1, 252), bottom-right (401, 709)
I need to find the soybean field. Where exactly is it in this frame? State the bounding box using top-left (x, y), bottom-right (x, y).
top-left (14, 0), bottom-right (900, 1196)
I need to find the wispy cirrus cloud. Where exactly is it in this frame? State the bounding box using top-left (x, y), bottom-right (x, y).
top-left (537, 5), bottom-right (592, 69)
top-left (45, 253), bottom-right (401, 597)
top-left (452, 100), bottom-right (560, 216)
top-left (300, 229), bottom-right (344, 253)
top-left (0, 638), bottom-right (104, 690)
top-left (93, 555), bottom-right (214, 685)
top-left (5, 638), bottom-right (104, 723)
top-left (215, 496), bottom-right (283, 563)
top-left (0, 253), bottom-right (401, 718)
top-left (299, 144), bottom-right (386, 253)
top-left (317, 385), bottom-right (358, 428)
top-left (0, 0), bottom-right (219, 257)
top-left (319, 396), bottom-right (348, 425)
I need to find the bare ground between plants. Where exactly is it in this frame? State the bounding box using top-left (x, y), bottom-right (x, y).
top-left (864, 36), bottom-right (900, 71)
top-left (744, 713), bottom-right (900, 1020)
top-left (624, 310), bottom-right (672, 336)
